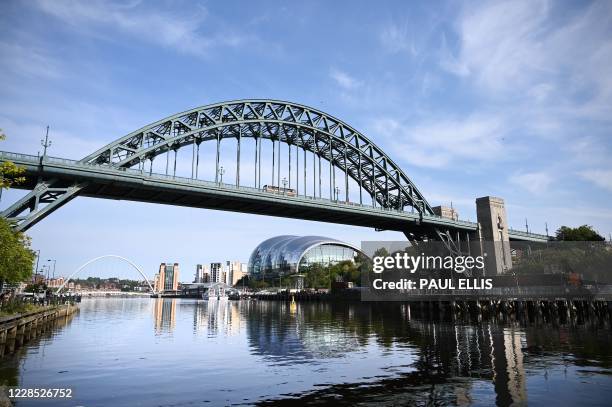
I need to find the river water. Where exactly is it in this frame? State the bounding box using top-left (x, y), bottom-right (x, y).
top-left (1, 298), bottom-right (611, 406)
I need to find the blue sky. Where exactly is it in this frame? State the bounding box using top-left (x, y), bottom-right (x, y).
top-left (1, 0), bottom-right (611, 281)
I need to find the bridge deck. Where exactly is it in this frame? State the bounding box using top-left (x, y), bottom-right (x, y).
top-left (0, 151), bottom-right (549, 242)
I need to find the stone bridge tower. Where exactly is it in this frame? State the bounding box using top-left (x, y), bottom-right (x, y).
top-left (476, 196), bottom-right (512, 275)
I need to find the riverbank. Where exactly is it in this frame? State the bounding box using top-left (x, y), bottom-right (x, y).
top-left (0, 304), bottom-right (78, 356)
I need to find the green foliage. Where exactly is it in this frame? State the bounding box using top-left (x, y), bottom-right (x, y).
top-left (247, 278), bottom-right (270, 289)
top-left (0, 130), bottom-right (34, 285)
top-left (556, 225), bottom-right (605, 241)
top-left (513, 242), bottom-right (612, 283)
top-left (303, 263), bottom-right (328, 289)
top-left (373, 247), bottom-right (390, 258)
top-left (234, 275), bottom-right (249, 287)
top-left (0, 217), bottom-right (35, 285)
top-left (0, 300), bottom-right (39, 317)
top-left (302, 260), bottom-right (363, 289)
top-left (0, 130), bottom-right (26, 189)
top-left (24, 282), bottom-right (47, 293)
top-left (70, 277), bottom-right (144, 291)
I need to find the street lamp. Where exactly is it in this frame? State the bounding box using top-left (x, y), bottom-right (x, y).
top-left (334, 186), bottom-right (340, 202)
top-left (281, 177), bottom-right (288, 195)
top-left (41, 126), bottom-right (52, 158)
top-left (40, 264), bottom-right (49, 281)
top-left (218, 166), bottom-right (225, 184)
top-left (47, 259), bottom-right (56, 279)
top-left (33, 250), bottom-right (41, 280)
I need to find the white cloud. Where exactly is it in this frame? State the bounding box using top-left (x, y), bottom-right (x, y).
top-left (439, 33), bottom-right (469, 76)
top-left (330, 69), bottom-right (362, 90)
top-left (449, 0), bottom-right (550, 91)
top-left (509, 171), bottom-right (554, 194)
top-left (379, 23), bottom-right (417, 55)
top-left (579, 170), bottom-right (612, 192)
top-left (371, 115), bottom-right (507, 168)
top-left (444, 0), bottom-right (612, 119)
top-left (33, 0), bottom-right (247, 57)
top-left (0, 41), bottom-right (63, 79)
top-left (0, 116), bottom-right (105, 159)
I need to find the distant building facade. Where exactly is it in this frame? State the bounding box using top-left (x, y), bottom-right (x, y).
top-left (432, 205), bottom-right (459, 221)
top-left (248, 235), bottom-right (364, 278)
top-left (154, 263), bottom-right (180, 292)
top-left (47, 277), bottom-right (65, 288)
top-left (225, 260), bottom-right (245, 286)
top-left (194, 264), bottom-right (211, 283)
top-left (210, 262), bottom-right (222, 283)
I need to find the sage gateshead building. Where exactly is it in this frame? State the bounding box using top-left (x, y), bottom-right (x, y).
top-left (247, 235), bottom-right (365, 279)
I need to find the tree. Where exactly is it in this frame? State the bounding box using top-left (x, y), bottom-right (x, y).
top-left (0, 130), bottom-right (26, 189)
top-left (0, 130), bottom-right (34, 285)
top-left (373, 247), bottom-right (390, 258)
top-left (0, 217), bottom-right (35, 285)
top-left (556, 225), bottom-right (605, 241)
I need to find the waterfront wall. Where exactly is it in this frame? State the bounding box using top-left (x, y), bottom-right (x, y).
top-left (0, 304), bottom-right (79, 354)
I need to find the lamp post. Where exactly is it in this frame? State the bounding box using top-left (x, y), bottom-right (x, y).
top-left (41, 126), bottom-right (52, 158)
top-left (218, 166), bottom-right (225, 184)
top-left (334, 186), bottom-right (340, 202)
top-left (47, 259), bottom-right (56, 280)
top-left (33, 250), bottom-right (41, 281)
top-left (281, 177), bottom-right (288, 195)
top-left (41, 264), bottom-right (49, 281)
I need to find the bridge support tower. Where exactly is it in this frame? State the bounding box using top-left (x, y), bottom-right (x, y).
top-left (476, 196), bottom-right (512, 275)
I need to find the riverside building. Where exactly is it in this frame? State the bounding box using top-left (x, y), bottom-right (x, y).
top-left (154, 263), bottom-right (180, 293)
top-left (248, 235), bottom-right (365, 286)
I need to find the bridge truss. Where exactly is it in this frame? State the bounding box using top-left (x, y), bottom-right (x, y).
top-left (0, 99), bottom-right (550, 247)
top-left (81, 100), bottom-right (434, 214)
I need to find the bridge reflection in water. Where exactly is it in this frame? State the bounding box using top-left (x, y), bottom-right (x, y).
top-left (150, 298), bottom-right (611, 406)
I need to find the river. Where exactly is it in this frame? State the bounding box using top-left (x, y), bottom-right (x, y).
top-left (1, 298), bottom-right (611, 406)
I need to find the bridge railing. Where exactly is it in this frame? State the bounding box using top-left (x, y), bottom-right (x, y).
top-left (0, 151), bottom-right (41, 162)
top-left (0, 150), bottom-right (486, 230)
top-left (507, 228), bottom-right (550, 240)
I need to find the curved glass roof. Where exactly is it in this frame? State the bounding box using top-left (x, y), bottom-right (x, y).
top-left (248, 235), bottom-right (362, 276)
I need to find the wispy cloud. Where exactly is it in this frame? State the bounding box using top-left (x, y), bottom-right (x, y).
top-left (439, 32), bottom-right (468, 76)
top-left (444, 0), bottom-right (612, 120)
top-left (379, 23), bottom-right (417, 55)
top-left (446, 0), bottom-right (550, 92)
top-left (371, 114), bottom-right (507, 168)
top-left (579, 170), bottom-right (612, 192)
top-left (0, 115), bottom-right (113, 159)
top-left (32, 0), bottom-right (248, 57)
top-left (509, 171), bottom-right (554, 194)
top-left (0, 41), bottom-right (63, 79)
top-left (330, 68), bottom-right (362, 90)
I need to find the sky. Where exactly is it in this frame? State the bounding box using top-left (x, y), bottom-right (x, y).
top-left (1, 0), bottom-right (611, 282)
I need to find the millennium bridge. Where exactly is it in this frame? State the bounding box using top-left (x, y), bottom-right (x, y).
top-left (0, 99), bottom-right (548, 251)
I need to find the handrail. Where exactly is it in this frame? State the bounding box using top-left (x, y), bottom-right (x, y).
top-left (1, 150), bottom-right (552, 237)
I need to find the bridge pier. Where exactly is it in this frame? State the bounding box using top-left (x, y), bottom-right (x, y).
top-left (476, 196), bottom-right (512, 275)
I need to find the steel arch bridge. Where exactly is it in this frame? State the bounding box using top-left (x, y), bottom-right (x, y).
top-left (0, 99), bottom-right (548, 245)
top-left (55, 254), bottom-right (156, 295)
top-left (81, 99), bottom-right (433, 214)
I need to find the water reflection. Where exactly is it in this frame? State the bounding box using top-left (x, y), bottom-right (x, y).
top-left (1, 299), bottom-right (610, 406)
top-left (0, 311), bottom-right (77, 389)
top-left (234, 301), bottom-right (608, 405)
top-left (153, 298), bottom-right (176, 333)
